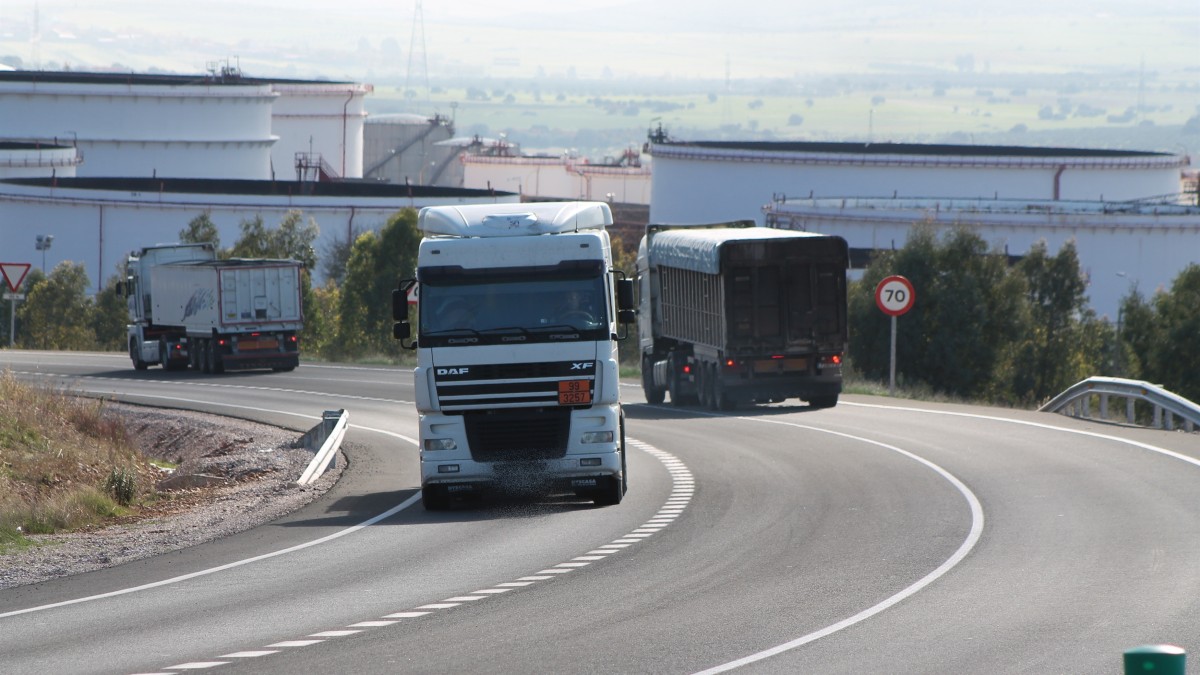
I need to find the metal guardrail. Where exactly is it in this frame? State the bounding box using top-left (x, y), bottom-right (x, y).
top-left (297, 409), bottom-right (349, 485)
top-left (1039, 377), bottom-right (1199, 433)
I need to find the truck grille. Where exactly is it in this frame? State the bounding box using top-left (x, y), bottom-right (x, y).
top-left (464, 408), bottom-right (571, 461)
top-left (434, 360), bottom-right (596, 411)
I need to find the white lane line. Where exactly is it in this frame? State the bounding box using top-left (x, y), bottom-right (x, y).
top-left (144, 439), bottom-right (694, 673)
top-left (691, 415), bottom-right (985, 674)
top-left (693, 401), bottom-right (1199, 673)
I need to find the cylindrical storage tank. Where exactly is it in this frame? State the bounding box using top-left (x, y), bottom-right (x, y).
top-left (363, 114), bottom-right (460, 186)
top-left (270, 81), bottom-right (372, 180)
top-left (649, 141), bottom-right (1191, 225)
top-left (0, 71), bottom-right (277, 180)
top-left (0, 142), bottom-right (80, 179)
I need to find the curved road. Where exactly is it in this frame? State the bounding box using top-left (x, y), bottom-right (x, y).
top-left (1, 351), bottom-right (1197, 674)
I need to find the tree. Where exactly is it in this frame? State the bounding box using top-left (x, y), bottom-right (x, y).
top-left (1146, 265), bottom-right (1200, 402)
top-left (331, 209), bottom-right (421, 360)
top-left (18, 262), bottom-right (96, 350)
top-left (179, 212), bottom-right (221, 249)
top-left (91, 273), bottom-right (128, 351)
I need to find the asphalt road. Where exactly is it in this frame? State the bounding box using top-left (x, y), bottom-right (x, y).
top-left (1, 350), bottom-right (1198, 674)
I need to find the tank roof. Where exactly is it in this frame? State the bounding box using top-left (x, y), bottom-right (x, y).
top-left (0, 70), bottom-right (354, 87)
top-left (654, 139), bottom-right (1173, 159)
top-left (1, 176), bottom-right (512, 199)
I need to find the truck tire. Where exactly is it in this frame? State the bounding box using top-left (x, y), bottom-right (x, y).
top-left (209, 339), bottom-right (225, 374)
top-left (593, 475), bottom-right (624, 506)
top-left (809, 394), bottom-right (838, 409)
top-left (198, 339), bottom-right (211, 374)
top-left (711, 365), bottom-right (735, 411)
top-left (422, 485), bottom-right (450, 511)
top-left (130, 338), bottom-right (148, 371)
top-left (641, 356), bottom-right (665, 404)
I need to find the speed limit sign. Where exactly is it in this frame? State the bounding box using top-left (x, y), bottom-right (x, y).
top-left (875, 275), bottom-right (915, 317)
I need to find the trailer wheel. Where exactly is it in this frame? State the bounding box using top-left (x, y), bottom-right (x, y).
top-left (130, 338), bottom-right (148, 371)
top-left (696, 362), bottom-right (711, 408)
top-left (809, 395), bottom-right (838, 409)
top-left (209, 339), bottom-right (225, 374)
top-left (641, 356), bottom-right (665, 404)
top-left (713, 371), bottom-right (734, 411)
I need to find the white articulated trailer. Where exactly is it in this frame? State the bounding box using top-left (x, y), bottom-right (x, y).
top-left (122, 243), bottom-right (303, 373)
top-left (393, 202), bottom-right (636, 509)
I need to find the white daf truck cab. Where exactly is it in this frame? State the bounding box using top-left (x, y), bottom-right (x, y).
top-left (393, 201), bottom-right (636, 509)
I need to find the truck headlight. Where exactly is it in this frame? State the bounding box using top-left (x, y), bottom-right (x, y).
top-left (424, 438), bottom-right (457, 451)
top-left (580, 430), bottom-right (613, 444)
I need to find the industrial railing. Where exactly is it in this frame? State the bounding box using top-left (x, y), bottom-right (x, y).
top-left (1040, 377), bottom-right (1199, 433)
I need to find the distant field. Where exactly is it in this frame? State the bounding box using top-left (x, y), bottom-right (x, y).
top-left (369, 82), bottom-right (1200, 159)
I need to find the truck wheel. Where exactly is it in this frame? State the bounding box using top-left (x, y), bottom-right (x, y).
top-left (713, 374), bottom-right (734, 411)
top-left (209, 340), bottom-right (225, 374)
top-left (593, 475), bottom-right (624, 506)
top-left (641, 356), bottom-right (665, 404)
top-left (809, 395), bottom-right (838, 409)
top-left (697, 363), bottom-right (711, 408)
top-left (422, 485), bottom-right (449, 511)
top-left (198, 339), bottom-right (211, 373)
top-left (130, 338), bottom-right (148, 371)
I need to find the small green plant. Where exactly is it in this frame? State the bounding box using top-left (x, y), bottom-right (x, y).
top-left (104, 467), bottom-right (138, 506)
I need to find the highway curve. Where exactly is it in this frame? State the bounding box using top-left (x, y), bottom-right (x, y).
top-left (0, 350), bottom-right (1197, 674)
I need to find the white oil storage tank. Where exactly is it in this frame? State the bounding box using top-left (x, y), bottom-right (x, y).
top-left (0, 142), bottom-right (80, 179)
top-left (269, 80), bottom-right (373, 181)
top-left (649, 141), bottom-right (1191, 225)
top-left (0, 70), bottom-right (277, 180)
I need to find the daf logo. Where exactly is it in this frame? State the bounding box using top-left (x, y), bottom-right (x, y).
top-left (437, 367), bottom-right (470, 376)
top-left (570, 362), bottom-right (594, 371)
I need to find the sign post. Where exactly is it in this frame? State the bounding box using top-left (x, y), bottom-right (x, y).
top-left (874, 275), bottom-right (915, 396)
top-left (1, 262), bottom-right (32, 348)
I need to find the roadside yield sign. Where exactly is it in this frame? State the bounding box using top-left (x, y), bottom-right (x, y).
top-left (0, 262), bottom-right (31, 293)
top-left (875, 275), bottom-right (915, 317)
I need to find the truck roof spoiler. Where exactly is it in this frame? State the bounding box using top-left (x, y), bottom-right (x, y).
top-left (418, 201), bottom-right (613, 237)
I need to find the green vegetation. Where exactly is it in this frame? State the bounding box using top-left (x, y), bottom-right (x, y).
top-left (0, 372), bottom-right (142, 545)
top-left (849, 224), bottom-right (1200, 406)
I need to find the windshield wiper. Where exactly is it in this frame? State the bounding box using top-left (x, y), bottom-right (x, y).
top-left (479, 325), bottom-right (533, 337)
top-left (422, 327), bottom-right (482, 337)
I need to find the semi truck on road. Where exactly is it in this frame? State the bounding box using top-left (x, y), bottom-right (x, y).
top-left (122, 243), bottom-right (303, 373)
top-left (636, 221), bottom-right (848, 410)
top-left (393, 202), bottom-right (636, 509)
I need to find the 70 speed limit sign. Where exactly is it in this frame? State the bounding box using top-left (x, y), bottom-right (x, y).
top-left (875, 275), bottom-right (915, 317)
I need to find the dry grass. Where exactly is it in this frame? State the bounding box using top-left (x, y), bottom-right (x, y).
top-left (0, 371), bottom-right (149, 545)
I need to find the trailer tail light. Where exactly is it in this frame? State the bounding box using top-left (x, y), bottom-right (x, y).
top-left (682, 364), bottom-right (691, 374)
top-left (819, 354), bottom-right (843, 369)
top-left (288, 335), bottom-right (298, 343)
top-left (724, 358), bottom-right (736, 368)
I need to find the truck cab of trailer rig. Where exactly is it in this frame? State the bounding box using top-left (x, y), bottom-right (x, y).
top-left (394, 202), bottom-right (636, 509)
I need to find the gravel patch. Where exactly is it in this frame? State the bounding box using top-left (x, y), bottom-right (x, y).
top-left (0, 403), bottom-right (344, 590)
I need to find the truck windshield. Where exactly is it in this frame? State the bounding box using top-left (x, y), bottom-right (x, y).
top-left (419, 272), bottom-right (608, 346)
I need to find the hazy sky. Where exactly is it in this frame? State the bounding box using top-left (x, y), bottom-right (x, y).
top-left (1, 0), bottom-right (1197, 81)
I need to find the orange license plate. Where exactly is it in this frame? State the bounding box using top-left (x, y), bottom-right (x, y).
top-left (240, 338), bottom-right (278, 350)
top-left (558, 379), bottom-right (592, 405)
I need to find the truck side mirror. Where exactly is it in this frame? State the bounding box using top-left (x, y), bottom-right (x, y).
top-left (618, 309), bottom-right (636, 325)
top-left (616, 278), bottom-right (634, 311)
top-left (393, 280), bottom-right (415, 322)
top-left (115, 281), bottom-right (125, 297)
top-left (392, 320), bottom-right (411, 340)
